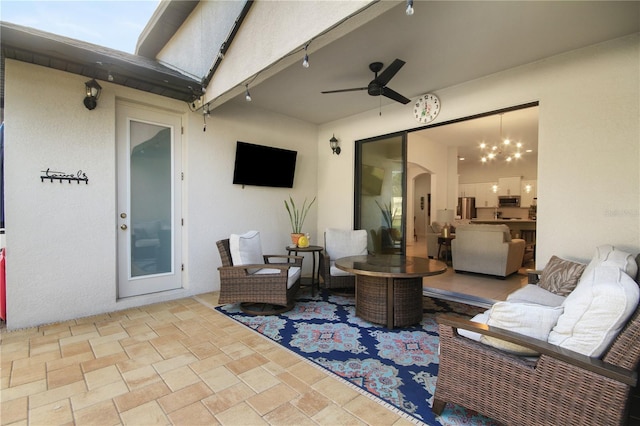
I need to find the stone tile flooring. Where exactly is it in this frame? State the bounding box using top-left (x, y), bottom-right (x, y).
top-left (1, 291), bottom-right (416, 426)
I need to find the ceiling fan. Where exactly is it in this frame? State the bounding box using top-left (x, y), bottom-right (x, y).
top-left (321, 59), bottom-right (411, 105)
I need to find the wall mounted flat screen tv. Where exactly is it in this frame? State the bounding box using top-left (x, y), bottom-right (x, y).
top-left (361, 164), bottom-right (385, 195)
top-left (233, 141), bottom-right (297, 188)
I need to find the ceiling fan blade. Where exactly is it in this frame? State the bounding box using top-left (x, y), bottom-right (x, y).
top-left (321, 87), bottom-right (368, 94)
top-left (382, 87), bottom-right (411, 104)
top-left (376, 59), bottom-right (405, 86)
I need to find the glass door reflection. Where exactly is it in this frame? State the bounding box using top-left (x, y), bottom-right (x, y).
top-left (356, 133), bottom-right (406, 255)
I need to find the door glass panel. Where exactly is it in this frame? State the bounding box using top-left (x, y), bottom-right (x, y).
top-left (130, 122), bottom-right (172, 278)
top-left (356, 134), bottom-right (405, 254)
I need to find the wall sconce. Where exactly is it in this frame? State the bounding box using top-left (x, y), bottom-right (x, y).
top-left (83, 79), bottom-right (102, 110)
top-left (329, 134), bottom-right (341, 155)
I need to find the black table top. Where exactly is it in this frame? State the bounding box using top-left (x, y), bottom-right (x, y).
top-left (335, 254), bottom-right (447, 278)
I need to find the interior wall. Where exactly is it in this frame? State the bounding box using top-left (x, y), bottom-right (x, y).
top-left (317, 34), bottom-right (639, 267)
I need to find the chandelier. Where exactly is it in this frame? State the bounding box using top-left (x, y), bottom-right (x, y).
top-left (480, 114), bottom-right (524, 163)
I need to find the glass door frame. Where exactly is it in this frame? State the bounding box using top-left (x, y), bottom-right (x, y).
top-left (354, 131), bottom-right (407, 255)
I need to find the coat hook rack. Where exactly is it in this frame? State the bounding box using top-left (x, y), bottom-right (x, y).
top-left (40, 168), bottom-right (89, 184)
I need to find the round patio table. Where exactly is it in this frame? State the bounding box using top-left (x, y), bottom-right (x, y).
top-left (335, 254), bottom-right (447, 328)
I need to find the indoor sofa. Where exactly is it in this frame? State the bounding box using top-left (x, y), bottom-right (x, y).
top-left (451, 224), bottom-right (525, 277)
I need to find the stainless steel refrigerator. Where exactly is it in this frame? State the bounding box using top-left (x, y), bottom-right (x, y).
top-left (457, 197), bottom-right (476, 219)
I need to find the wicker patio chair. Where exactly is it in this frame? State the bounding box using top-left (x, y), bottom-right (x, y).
top-left (216, 238), bottom-right (302, 315)
top-left (432, 304), bottom-right (640, 425)
top-left (319, 228), bottom-right (367, 293)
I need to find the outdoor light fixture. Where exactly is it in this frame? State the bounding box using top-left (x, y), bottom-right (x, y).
top-left (245, 84), bottom-right (252, 102)
top-left (329, 134), bottom-right (341, 155)
top-left (302, 44), bottom-right (310, 68)
top-left (83, 79), bottom-right (102, 110)
top-left (406, 0), bottom-right (414, 16)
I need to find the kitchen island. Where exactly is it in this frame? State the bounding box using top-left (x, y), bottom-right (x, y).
top-left (470, 219), bottom-right (536, 243)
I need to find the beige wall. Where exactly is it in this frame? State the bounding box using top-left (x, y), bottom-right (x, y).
top-left (317, 34), bottom-right (640, 267)
top-left (3, 23), bottom-right (638, 330)
top-left (3, 60), bottom-right (318, 330)
top-left (201, 1), bottom-right (392, 108)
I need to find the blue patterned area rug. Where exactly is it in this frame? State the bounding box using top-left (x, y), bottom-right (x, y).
top-left (215, 291), bottom-right (499, 426)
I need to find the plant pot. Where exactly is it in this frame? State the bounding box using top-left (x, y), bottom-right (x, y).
top-left (290, 233), bottom-right (304, 246)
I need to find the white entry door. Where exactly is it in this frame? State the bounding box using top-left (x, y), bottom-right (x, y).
top-left (116, 102), bottom-right (182, 298)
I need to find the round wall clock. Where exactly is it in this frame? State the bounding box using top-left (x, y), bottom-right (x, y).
top-left (414, 93), bottom-right (440, 124)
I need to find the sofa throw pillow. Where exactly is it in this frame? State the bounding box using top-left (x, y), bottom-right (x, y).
top-left (229, 230), bottom-right (264, 273)
top-left (581, 245), bottom-right (638, 284)
top-left (480, 302), bottom-right (564, 356)
top-left (548, 265), bottom-right (639, 357)
top-left (538, 256), bottom-right (586, 296)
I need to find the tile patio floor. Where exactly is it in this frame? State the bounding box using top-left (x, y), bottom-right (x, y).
top-left (1, 237), bottom-right (529, 425)
top-left (1, 289), bottom-right (418, 426)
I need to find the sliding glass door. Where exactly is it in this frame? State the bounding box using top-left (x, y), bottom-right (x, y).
top-left (355, 133), bottom-right (406, 254)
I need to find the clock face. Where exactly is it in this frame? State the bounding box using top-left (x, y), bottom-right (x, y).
top-left (414, 93), bottom-right (440, 124)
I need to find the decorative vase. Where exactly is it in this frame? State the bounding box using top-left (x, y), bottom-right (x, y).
top-left (290, 233), bottom-right (304, 246)
top-left (297, 234), bottom-right (310, 248)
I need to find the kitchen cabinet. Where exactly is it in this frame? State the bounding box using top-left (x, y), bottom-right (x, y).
top-left (498, 177), bottom-right (521, 196)
top-left (521, 180), bottom-right (537, 207)
top-left (476, 182), bottom-right (498, 208)
top-left (458, 183), bottom-right (476, 198)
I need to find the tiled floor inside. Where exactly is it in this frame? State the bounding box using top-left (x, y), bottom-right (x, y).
top-left (1, 239), bottom-right (530, 425)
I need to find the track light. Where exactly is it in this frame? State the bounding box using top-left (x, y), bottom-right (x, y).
top-left (245, 84), bottom-right (252, 102)
top-left (406, 0), bottom-right (414, 15)
top-left (203, 104), bottom-right (210, 132)
top-left (302, 44), bottom-right (309, 68)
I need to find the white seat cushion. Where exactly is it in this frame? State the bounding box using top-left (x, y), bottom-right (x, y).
top-left (548, 264), bottom-right (639, 357)
top-left (254, 266), bottom-right (301, 289)
top-left (458, 311), bottom-right (490, 342)
top-left (229, 230), bottom-right (264, 273)
top-left (329, 263), bottom-right (354, 277)
top-left (507, 284), bottom-right (566, 307)
top-left (479, 302), bottom-right (564, 356)
top-left (325, 228), bottom-right (367, 276)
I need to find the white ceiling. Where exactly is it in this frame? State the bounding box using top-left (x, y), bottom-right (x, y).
top-left (232, 1), bottom-right (638, 129)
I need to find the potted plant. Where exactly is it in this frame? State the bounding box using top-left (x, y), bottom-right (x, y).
top-left (284, 196), bottom-right (316, 246)
top-left (376, 200), bottom-right (401, 241)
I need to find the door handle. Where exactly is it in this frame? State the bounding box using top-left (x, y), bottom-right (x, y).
top-left (120, 224), bottom-right (128, 230)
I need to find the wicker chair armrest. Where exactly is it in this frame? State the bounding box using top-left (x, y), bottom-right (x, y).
top-left (527, 269), bottom-right (543, 284)
top-left (263, 254), bottom-right (303, 267)
top-left (217, 264), bottom-right (290, 275)
top-left (436, 314), bottom-right (637, 386)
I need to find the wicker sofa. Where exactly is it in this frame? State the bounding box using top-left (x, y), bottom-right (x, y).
top-left (433, 245), bottom-right (640, 425)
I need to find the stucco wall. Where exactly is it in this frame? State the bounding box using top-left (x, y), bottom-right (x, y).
top-left (317, 34), bottom-right (640, 267)
top-left (3, 60), bottom-right (318, 330)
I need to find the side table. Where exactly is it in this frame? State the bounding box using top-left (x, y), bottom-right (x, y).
top-left (286, 245), bottom-right (323, 296)
top-left (437, 235), bottom-right (455, 265)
